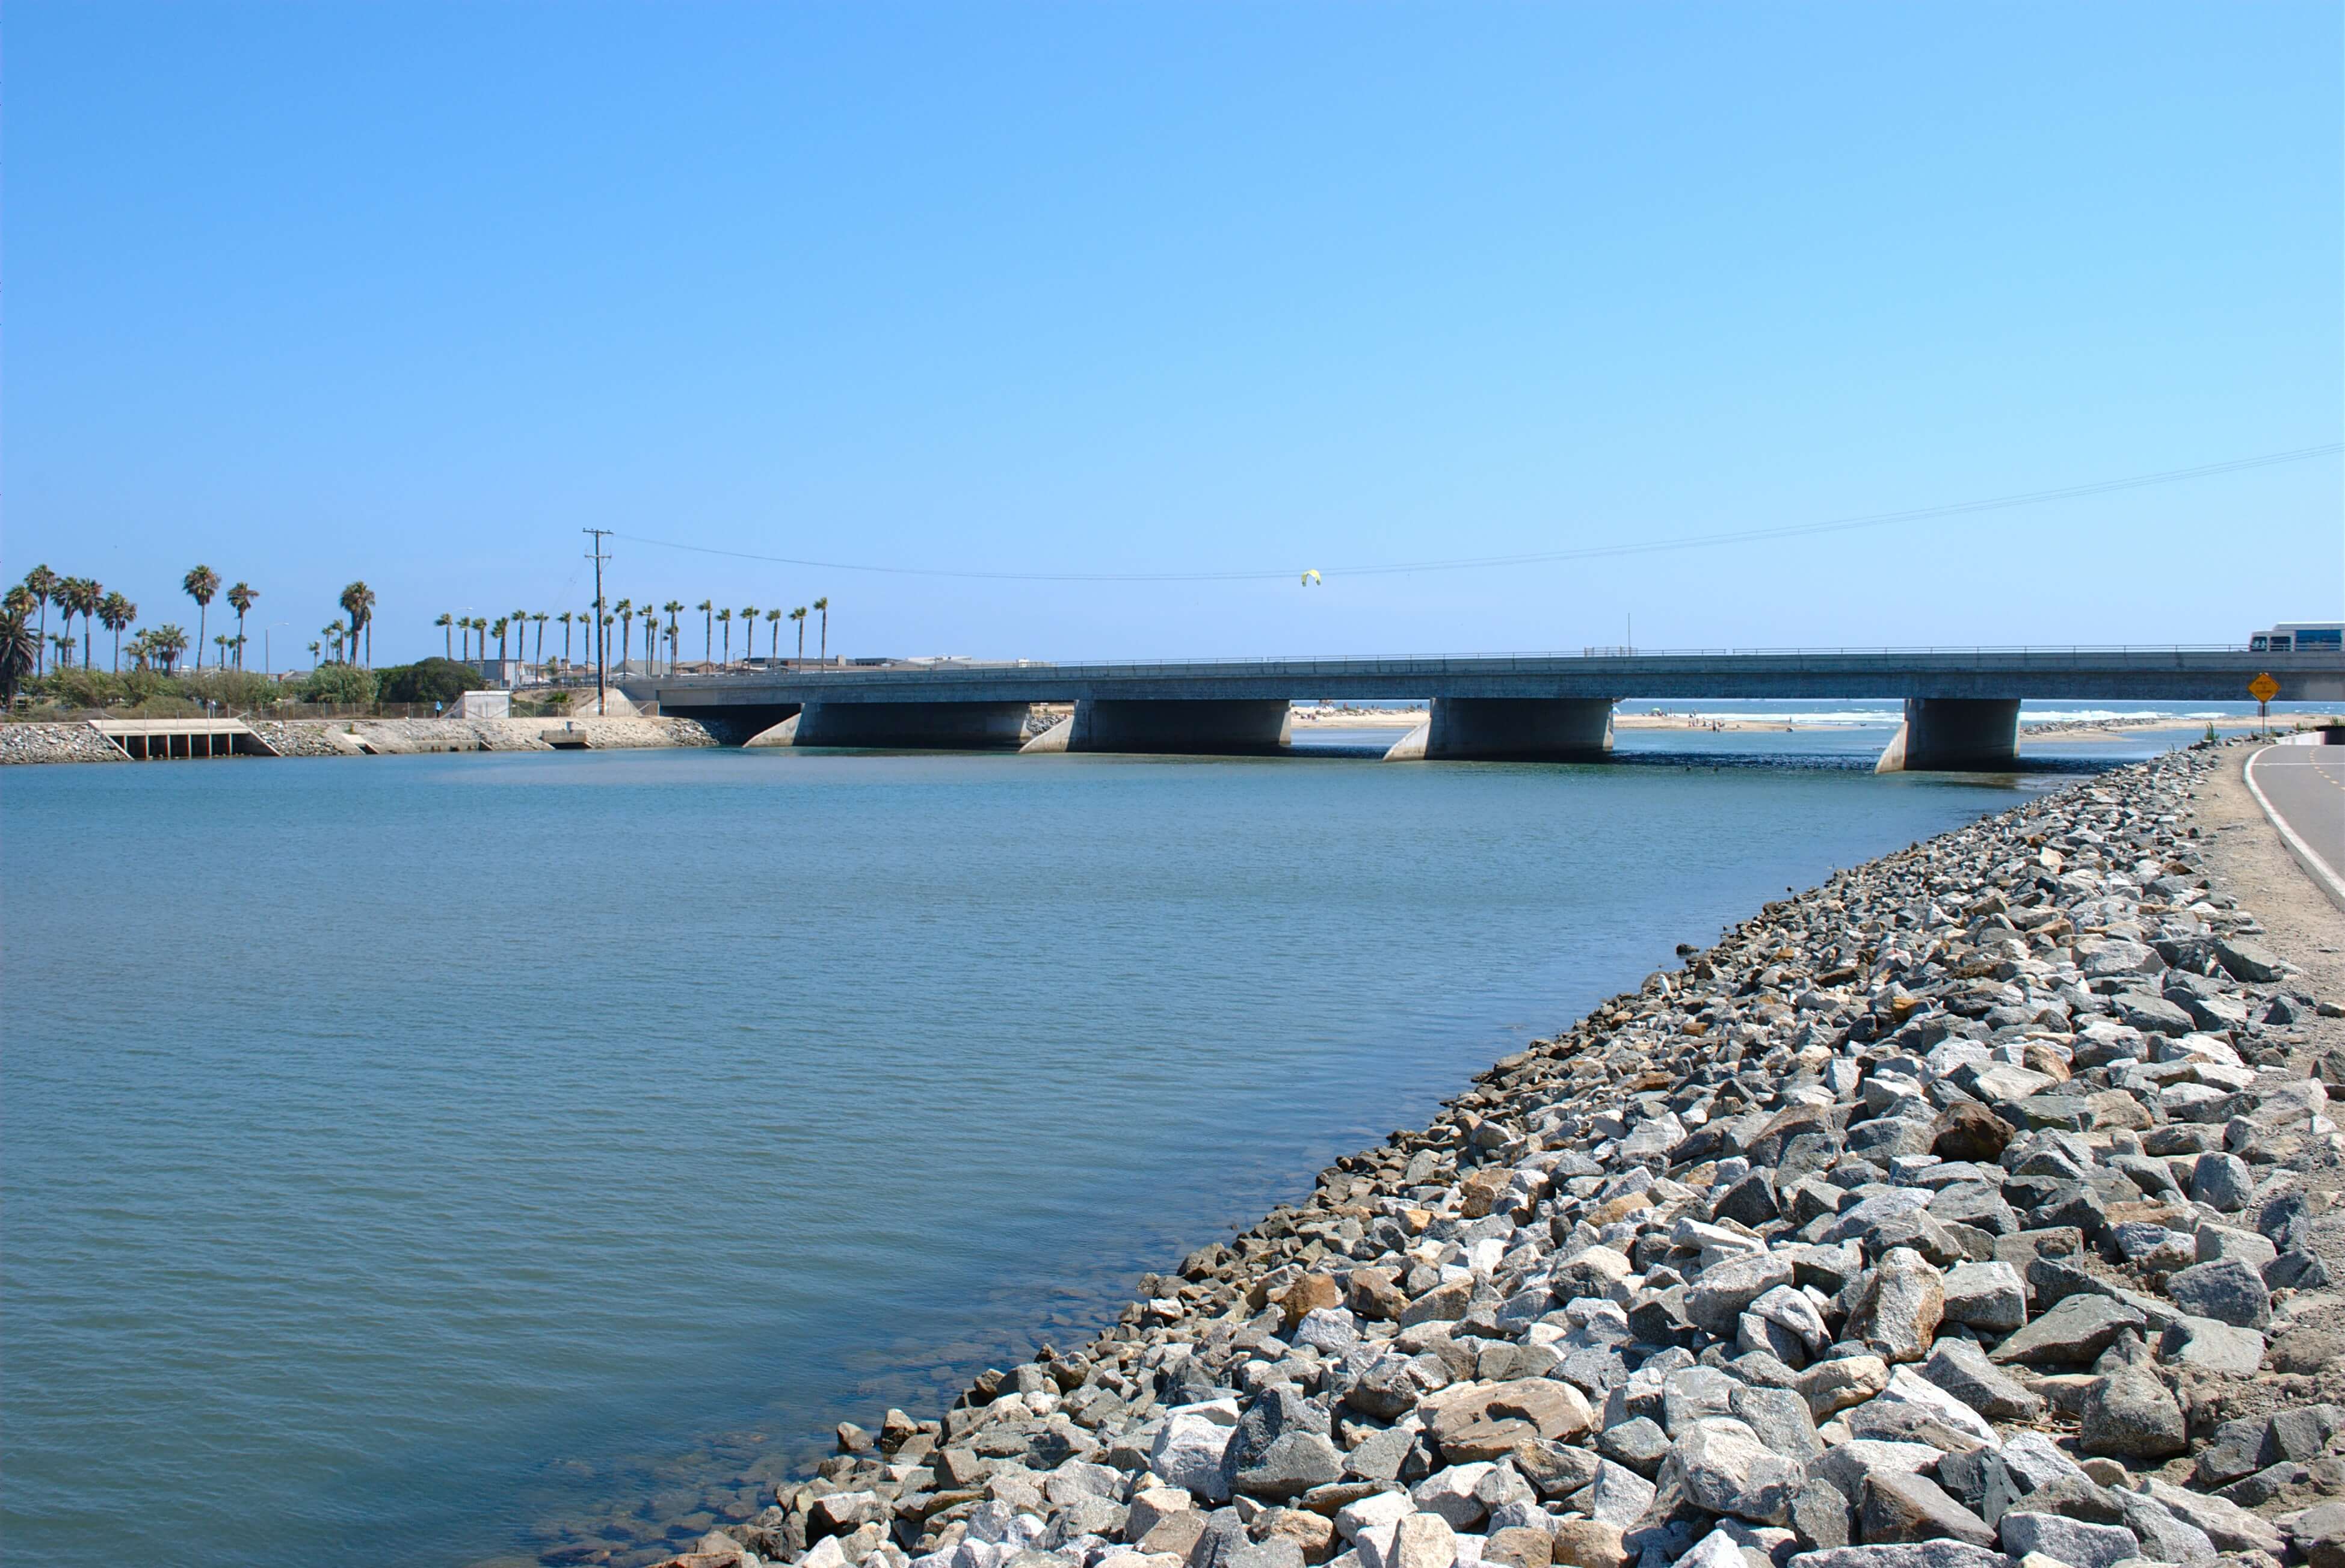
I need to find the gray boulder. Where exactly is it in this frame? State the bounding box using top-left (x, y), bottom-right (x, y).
top-left (1989, 1294), bottom-right (2143, 1365)
top-left (2078, 1364), bottom-right (2188, 1461)
top-left (1857, 1472), bottom-right (1996, 1549)
top-left (2163, 1259), bottom-right (2270, 1329)
top-left (1918, 1338), bottom-right (2043, 1421)
top-left (1998, 1511), bottom-right (2137, 1568)
top-left (1671, 1416), bottom-right (1806, 1525)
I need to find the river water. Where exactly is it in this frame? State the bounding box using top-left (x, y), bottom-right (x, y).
top-left (1, 724), bottom-right (2177, 1566)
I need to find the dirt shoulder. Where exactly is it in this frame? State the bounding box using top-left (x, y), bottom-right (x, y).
top-left (2195, 740), bottom-right (2345, 1072)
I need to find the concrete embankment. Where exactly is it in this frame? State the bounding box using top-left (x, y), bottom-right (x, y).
top-left (0, 716), bottom-right (720, 763)
top-left (620, 740), bottom-right (2345, 1568)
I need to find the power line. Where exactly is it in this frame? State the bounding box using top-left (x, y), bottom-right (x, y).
top-left (609, 441), bottom-right (2341, 584)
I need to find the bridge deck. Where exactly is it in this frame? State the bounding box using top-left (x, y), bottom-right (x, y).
top-left (644, 647), bottom-right (2345, 710)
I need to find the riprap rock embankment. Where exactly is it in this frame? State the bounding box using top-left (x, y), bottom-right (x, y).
top-left (639, 745), bottom-right (2345, 1568)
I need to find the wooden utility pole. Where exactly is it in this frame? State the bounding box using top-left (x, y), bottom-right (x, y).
top-left (584, 529), bottom-right (612, 717)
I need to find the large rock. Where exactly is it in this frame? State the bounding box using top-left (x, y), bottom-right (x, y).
top-left (1785, 1545), bottom-right (2009, 1568)
top-left (1224, 1389), bottom-right (1339, 1501)
top-left (1423, 1379), bottom-right (1592, 1461)
top-left (1998, 1511), bottom-right (2138, 1568)
top-left (1857, 1472), bottom-right (1997, 1548)
top-left (2077, 1364), bottom-right (2187, 1460)
top-left (1730, 1383), bottom-right (1823, 1462)
top-left (1931, 1104), bottom-right (2014, 1163)
top-left (1548, 1520), bottom-right (1630, 1568)
top-left (1919, 1338), bottom-right (2042, 1421)
top-left (2136, 1478), bottom-right (2285, 1557)
top-left (1939, 1262), bottom-right (2025, 1334)
top-left (2163, 1259), bottom-right (2270, 1329)
top-left (1846, 1249), bottom-right (1944, 1364)
top-left (2214, 936), bottom-right (2283, 983)
top-left (1151, 1409), bottom-right (1237, 1501)
top-left (2157, 1315), bottom-right (2266, 1374)
top-left (1689, 1253), bottom-right (1797, 1336)
top-left (2189, 1152), bottom-right (2254, 1213)
top-left (1672, 1417), bottom-right (1806, 1525)
top-left (1798, 1356), bottom-right (1889, 1418)
top-left (1989, 1295), bottom-right (2143, 1365)
top-left (1584, 1460), bottom-right (1657, 1527)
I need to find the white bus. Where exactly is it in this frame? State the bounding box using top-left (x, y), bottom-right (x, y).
top-left (2250, 623), bottom-right (2343, 652)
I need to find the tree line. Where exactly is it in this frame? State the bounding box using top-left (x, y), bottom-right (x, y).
top-left (1, 566), bottom-right (377, 703)
top-left (439, 595), bottom-right (832, 671)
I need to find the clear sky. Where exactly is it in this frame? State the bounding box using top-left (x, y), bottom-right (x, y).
top-left (8, 2), bottom-right (2340, 667)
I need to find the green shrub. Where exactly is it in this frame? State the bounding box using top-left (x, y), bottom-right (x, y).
top-left (179, 668), bottom-right (286, 710)
top-left (300, 663), bottom-right (378, 704)
top-left (375, 657), bottom-right (487, 706)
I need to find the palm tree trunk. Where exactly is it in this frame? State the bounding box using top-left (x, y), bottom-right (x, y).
top-left (820, 611), bottom-right (827, 665)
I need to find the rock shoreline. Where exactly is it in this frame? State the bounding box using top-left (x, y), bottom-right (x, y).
top-left (629, 742), bottom-right (2345, 1568)
top-left (0, 716), bottom-right (720, 762)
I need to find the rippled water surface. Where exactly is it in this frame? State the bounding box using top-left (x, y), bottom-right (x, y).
top-left (3, 728), bottom-right (2169, 1566)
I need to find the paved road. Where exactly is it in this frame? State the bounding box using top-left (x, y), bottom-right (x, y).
top-left (2248, 743), bottom-right (2345, 898)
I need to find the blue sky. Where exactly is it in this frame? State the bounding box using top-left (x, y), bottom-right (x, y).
top-left (8, 3), bottom-right (2340, 666)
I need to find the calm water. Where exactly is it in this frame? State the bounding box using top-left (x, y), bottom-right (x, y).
top-left (3, 727), bottom-right (2171, 1566)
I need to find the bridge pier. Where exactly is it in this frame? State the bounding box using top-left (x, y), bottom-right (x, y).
top-left (1874, 698), bottom-right (2021, 772)
top-left (1384, 698), bottom-right (1615, 761)
top-left (1051, 698), bottom-right (1292, 755)
top-left (759, 701), bottom-right (1032, 749)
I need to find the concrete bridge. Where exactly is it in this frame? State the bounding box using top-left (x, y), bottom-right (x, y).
top-left (636, 647), bottom-right (2345, 771)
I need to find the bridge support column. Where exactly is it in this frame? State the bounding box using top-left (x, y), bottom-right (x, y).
top-left (1384, 698), bottom-right (1615, 761)
top-left (1874, 698), bottom-right (2021, 772)
top-left (765, 701), bottom-right (1033, 749)
top-left (1063, 699), bottom-right (1292, 755)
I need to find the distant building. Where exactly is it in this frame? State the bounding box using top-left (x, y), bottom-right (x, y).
top-left (468, 658), bottom-right (539, 689)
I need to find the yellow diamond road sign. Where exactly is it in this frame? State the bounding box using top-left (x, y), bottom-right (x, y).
top-left (2249, 672), bottom-right (2280, 703)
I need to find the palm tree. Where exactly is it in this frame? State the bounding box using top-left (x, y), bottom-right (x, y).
top-left (738, 606), bottom-right (757, 666)
top-left (790, 606), bottom-right (809, 668)
top-left (214, 632), bottom-right (232, 669)
top-left (307, 639), bottom-right (321, 669)
top-left (69, 577), bottom-right (105, 671)
top-left (609, 597), bottom-right (630, 672)
top-left (339, 582), bottom-right (377, 665)
top-left (325, 620), bottom-right (346, 662)
top-left (152, 623), bottom-right (190, 674)
top-left (493, 616), bottom-right (510, 663)
top-left (0, 598), bottom-right (35, 704)
top-left (23, 566), bottom-right (57, 676)
top-left (557, 610), bottom-right (574, 668)
top-left (716, 606), bottom-right (732, 663)
top-left (436, 612), bottom-right (454, 660)
top-left (226, 582), bottom-right (258, 668)
top-left (181, 565), bottom-right (221, 668)
top-left (100, 592), bottom-right (135, 672)
top-left (51, 633), bottom-right (75, 671)
top-left (532, 612), bottom-right (549, 668)
top-left (697, 599), bottom-right (713, 665)
top-left (765, 606), bottom-right (781, 662)
top-left (661, 601), bottom-right (682, 673)
top-left (813, 595), bottom-right (830, 665)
